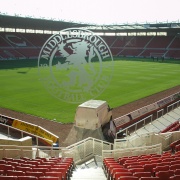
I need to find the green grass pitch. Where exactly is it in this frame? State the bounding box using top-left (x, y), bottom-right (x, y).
top-left (0, 58), bottom-right (179, 123)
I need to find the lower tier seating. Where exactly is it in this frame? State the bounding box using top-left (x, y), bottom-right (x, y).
top-left (103, 151), bottom-right (180, 180)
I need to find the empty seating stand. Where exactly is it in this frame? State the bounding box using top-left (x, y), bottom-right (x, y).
top-left (103, 151), bottom-right (180, 180)
top-left (170, 139), bottom-right (180, 152)
top-left (0, 157), bottom-right (74, 180)
top-left (1, 32), bottom-right (180, 59)
top-left (161, 121), bottom-right (179, 133)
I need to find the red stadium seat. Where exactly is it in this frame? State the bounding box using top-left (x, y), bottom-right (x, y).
top-left (33, 167), bottom-right (49, 173)
top-left (20, 164), bottom-right (36, 168)
top-left (8, 162), bottom-right (19, 168)
top-left (140, 177), bottom-right (160, 180)
top-left (105, 162), bottom-right (121, 171)
top-left (26, 171), bottom-right (44, 177)
top-left (0, 169), bottom-right (5, 175)
top-left (137, 158), bottom-right (149, 162)
top-left (32, 159), bottom-right (44, 164)
top-left (144, 163), bottom-right (156, 175)
top-left (43, 162), bottom-right (55, 166)
top-left (175, 144), bottom-right (180, 152)
top-left (56, 163), bottom-right (72, 173)
top-left (39, 177), bottom-right (59, 180)
top-left (53, 164), bottom-right (73, 175)
top-left (0, 160), bottom-right (6, 164)
top-left (127, 165), bottom-right (144, 169)
top-left (20, 157), bottom-right (31, 161)
top-left (162, 158), bottom-right (174, 163)
top-left (36, 157), bottom-right (47, 162)
top-left (104, 159), bottom-right (118, 168)
top-left (114, 172), bottom-right (133, 180)
top-left (169, 175), bottom-right (180, 180)
top-left (150, 154), bottom-right (162, 158)
top-left (16, 166), bottom-right (33, 172)
top-left (171, 160), bottom-right (180, 165)
top-left (118, 157), bottom-right (129, 165)
top-left (162, 151), bottom-right (172, 156)
top-left (13, 159), bottom-right (26, 164)
top-left (7, 170), bottom-right (25, 176)
top-left (117, 176), bottom-right (139, 180)
top-left (140, 154), bottom-right (152, 159)
top-left (174, 169), bottom-right (180, 175)
top-left (138, 161), bottom-right (149, 166)
top-left (37, 165), bottom-right (52, 170)
top-left (0, 164), bottom-right (6, 169)
top-left (110, 168), bottom-right (130, 179)
top-left (50, 168), bottom-right (67, 180)
top-left (2, 158), bottom-right (13, 161)
top-left (125, 159), bottom-right (138, 163)
top-left (150, 159), bottom-right (162, 164)
top-left (153, 165), bottom-right (169, 174)
top-left (170, 164), bottom-right (180, 170)
top-left (108, 164), bottom-right (125, 174)
top-left (156, 170), bottom-right (174, 180)
top-left (0, 164), bottom-right (15, 174)
top-left (124, 162), bottom-right (140, 168)
top-left (44, 172), bottom-right (62, 179)
top-left (0, 176), bottom-right (18, 180)
top-left (128, 168), bottom-right (145, 174)
top-left (156, 162), bottom-right (170, 166)
top-left (161, 121), bottom-right (179, 133)
top-left (170, 139), bottom-right (180, 152)
top-left (105, 163), bottom-right (120, 174)
top-left (133, 172), bottom-right (152, 178)
top-left (18, 176), bottom-right (38, 180)
top-left (27, 161), bottom-right (40, 166)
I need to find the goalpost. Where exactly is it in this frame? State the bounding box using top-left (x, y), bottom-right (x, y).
top-left (150, 53), bottom-right (165, 61)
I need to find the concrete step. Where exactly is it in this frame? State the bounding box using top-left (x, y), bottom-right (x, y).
top-left (166, 111), bottom-right (180, 120)
top-left (71, 167), bottom-right (106, 180)
top-left (173, 107), bottom-right (180, 115)
top-left (158, 116), bottom-right (174, 127)
top-left (127, 107), bottom-right (180, 139)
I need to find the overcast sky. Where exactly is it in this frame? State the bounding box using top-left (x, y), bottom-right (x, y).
top-left (0, 0), bottom-right (179, 24)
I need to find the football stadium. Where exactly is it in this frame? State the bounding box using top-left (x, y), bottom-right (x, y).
top-left (0, 0), bottom-right (180, 179)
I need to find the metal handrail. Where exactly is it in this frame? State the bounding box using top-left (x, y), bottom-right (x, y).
top-left (167, 100), bottom-right (180, 113)
top-left (157, 109), bottom-right (164, 118)
top-left (115, 114), bottom-right (153, 138)
top-left (0, 123), bottom-right (53, 146)
top-left (62, 137), bottom-right (113, 164)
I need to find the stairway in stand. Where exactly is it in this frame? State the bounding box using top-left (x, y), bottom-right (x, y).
top-left (71, 167), bottom-right (106, 180)
top-left (70, 156), bottom-right (107, 180)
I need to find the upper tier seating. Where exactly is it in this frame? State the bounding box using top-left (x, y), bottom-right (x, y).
top-left (1, 32), bottom-right (180, 59)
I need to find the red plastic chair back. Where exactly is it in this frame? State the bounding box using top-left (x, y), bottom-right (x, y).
top-left (156, 170), bottom-right (174, 180)
top-left (44, 171), bottom-right (62, 179)
top-left (26, 171), bottom-right (44, 177)
top-left (133, 171), bottom-right (151, 178)
top-left (0, 176), bottom-right (18, 180)
top-left (18, 176), bottom-right (38, 180)
top-left (114, 172), bottom-right (133, 180)
top-left (169, 175), bottom-right (180, 180)
top-left (118, 176), bottom-right (139, 180)
top-left (39, 177), bottom-right (59, 180)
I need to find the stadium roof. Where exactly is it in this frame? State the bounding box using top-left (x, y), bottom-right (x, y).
top-left (1, 0), bottom-right (180, 25)
top-left (1, 14), bottom-right (180, 35)
top-left (0, 15), bottom-right (89, 31)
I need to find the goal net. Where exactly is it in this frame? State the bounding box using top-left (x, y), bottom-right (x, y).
top-left (150, 53), bottom-right (165, 61)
